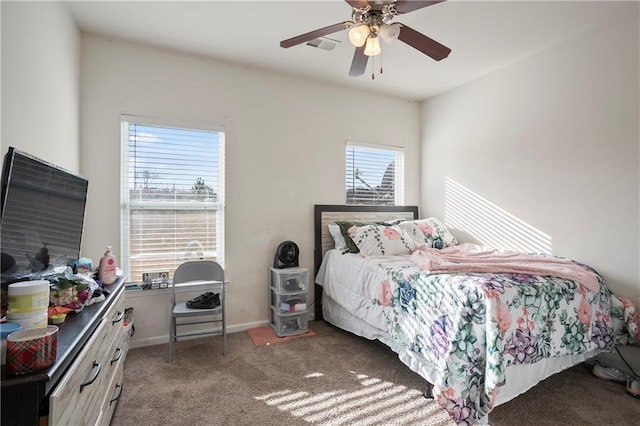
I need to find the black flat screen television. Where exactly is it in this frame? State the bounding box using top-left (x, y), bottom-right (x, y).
top-left (0, 147), bottom-right (88, 283)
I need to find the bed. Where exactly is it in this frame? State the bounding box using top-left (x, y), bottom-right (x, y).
top-left (313, 204), bottom-right (638, 425)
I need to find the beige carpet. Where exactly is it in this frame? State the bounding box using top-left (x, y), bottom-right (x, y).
top-left (112, 321), bottom-right (639, 426)
top-left (246, 325), bottom-right (316, 347)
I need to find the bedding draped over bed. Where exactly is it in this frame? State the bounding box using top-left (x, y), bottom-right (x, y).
top-left (409, 243), bottom-right (600, 292)
top-left (318, 247), bottom-right (638, 425)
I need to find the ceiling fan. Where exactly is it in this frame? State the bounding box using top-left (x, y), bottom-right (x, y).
top-left (280, 0), bottom-right (451, 78)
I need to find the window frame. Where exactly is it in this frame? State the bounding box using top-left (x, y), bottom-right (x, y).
top-left (345, 140), bottom-right (405, 206)
top-left (120, 116), bottom-right (225, 283)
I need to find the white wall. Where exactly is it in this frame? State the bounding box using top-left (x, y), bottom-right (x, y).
top-left (1, 1), bottom-right (80, 171)
top-left (79, 34), bottom-right (421, 345)
top-left (421, 11), bottom-right (640, 307)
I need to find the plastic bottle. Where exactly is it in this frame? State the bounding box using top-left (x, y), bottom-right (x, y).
top-left (99, 246), bottom-right (118, 285)
top-left (35, 244), bottom-right (50, 270)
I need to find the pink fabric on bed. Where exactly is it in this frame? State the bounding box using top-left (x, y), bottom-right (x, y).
top-left (410, 243), bottom-right (600, 293)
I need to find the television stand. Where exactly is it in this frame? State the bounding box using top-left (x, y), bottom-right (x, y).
top-left (1, 277), bottom-right (127, 425)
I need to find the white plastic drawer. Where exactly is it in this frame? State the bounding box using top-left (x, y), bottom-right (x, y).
top-left (270, 267), bottom-right (308, 293)
top-left (270, 308), bottom-right (308, 337)
top-left (270, 288), bottom-right (307, 313)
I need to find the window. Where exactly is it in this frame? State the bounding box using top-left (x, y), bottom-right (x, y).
top-left (346, 141), bottom-right (404, 205)
top-left (121, 119), bottom-right (225, 283)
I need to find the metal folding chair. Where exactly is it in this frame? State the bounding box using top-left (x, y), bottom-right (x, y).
top-left (167, 260), bottom-right (226, 362)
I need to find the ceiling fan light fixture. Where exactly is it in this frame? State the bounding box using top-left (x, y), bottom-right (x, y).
top-left (348, 24), bottom-right (369, 47)
top-left (379, 23), bottom-right (401, 45)
top-left (279, 0), bottom-right (451, 78)
top-left (364, 36), bottom-right (381, 57)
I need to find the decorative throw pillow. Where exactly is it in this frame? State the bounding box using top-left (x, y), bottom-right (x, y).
top-left (400, 217), bottom-right (458, 249)
top-left (335, 221), bottom-right (368, 253)
top-left (348, 224), bottom-right (418, 257)
top-left (335, 219), bottom-right (405, 253)
top-left (328, 224), bottom-right (347, 249)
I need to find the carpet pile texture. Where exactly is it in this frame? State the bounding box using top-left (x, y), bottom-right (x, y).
top-left (111, 321), bottom-right (639, 425)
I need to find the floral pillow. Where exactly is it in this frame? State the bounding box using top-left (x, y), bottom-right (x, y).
top-left (336, 219), bottom-right (407, 253)
top-left (348, 224), bottom-right (418, 257)
top-left (399, 217), bottom-right (458, 249)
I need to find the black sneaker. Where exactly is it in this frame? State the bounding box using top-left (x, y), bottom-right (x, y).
top-left (186, 292), bottom-right (218, 309)
top-left (212, 292), bottom-right (221, 307)
top-left (187, 292), bottom-right (214, 304)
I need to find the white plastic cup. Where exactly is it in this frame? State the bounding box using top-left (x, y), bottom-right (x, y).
top-left (7, 280), bottom-right (50, 314)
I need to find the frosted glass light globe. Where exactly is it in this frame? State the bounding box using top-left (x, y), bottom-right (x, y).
top-left (348, 24), bottom-right (370, 47)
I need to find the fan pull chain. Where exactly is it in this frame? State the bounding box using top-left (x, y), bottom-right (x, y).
top-left (369, 53), bottom-right (383, 80)
top-left (371, 55), bottom-right (375, 80)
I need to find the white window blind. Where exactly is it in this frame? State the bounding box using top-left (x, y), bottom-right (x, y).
top-left (121, 120), bottom-right (225, 283)
top-left (346, 141), bottom-right (404, 205)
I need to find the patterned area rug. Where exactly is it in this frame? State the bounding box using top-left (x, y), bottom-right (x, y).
top-left (246, 325), bottom-right (316, 347)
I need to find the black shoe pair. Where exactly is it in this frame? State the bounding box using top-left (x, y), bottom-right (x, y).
top-left (186, 291), bottom-right (220, 309)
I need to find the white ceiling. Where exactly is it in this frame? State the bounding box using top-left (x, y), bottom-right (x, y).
top-left (65, 0), bottom-right (634, 101)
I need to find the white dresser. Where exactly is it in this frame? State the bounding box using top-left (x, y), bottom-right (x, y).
top-left (48, 287), bottom-right (127, 425)
top-left (1, 278), bottom-right (128, 426)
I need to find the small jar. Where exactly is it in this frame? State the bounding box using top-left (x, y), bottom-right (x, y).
top-left (1, 322), bottom-right (23, 364)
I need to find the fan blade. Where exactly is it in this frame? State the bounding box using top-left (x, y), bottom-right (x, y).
top-left (280, 22), bottom-right (348, 48)
top-left (397, 24), bottom-right (451, 61)
top-left (349, 46), bottom-right (368, 76)
top-left (394, 1), bottom-right (446, 14)
top-left (344, 0), bottom-right (369, 9)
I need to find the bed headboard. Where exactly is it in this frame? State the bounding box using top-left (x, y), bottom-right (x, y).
top-left (313, 204), bottom-right (419, 320)
top-left (313, 204), bottom-right (418, 320)
top-left (313, 204), bottom-right (419, 275)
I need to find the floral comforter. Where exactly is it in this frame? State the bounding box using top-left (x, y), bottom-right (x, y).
top-left (371, 253), bottom-right (639, 425)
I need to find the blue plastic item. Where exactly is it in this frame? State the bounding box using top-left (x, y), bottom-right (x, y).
top-left (0, 322), bottom-right (22, 339)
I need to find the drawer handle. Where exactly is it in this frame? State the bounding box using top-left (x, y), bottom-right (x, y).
top-left (109, 383), bottom-right (123, 406)
top-left (111, 347), bottom-right (123, 365)
top-left (112, 310), bottom-right (125, 325)
top-left (79, 361), bottom-right (101, 393)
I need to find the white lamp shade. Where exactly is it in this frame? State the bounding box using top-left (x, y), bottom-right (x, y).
top-left (379, 23), bottom-right (401, 45)
top-left (364, 36), bottom-right (382, 56)
top-left (348, 24), bottom-right (369, 47)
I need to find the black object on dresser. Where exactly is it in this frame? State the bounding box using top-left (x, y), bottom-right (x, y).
top-left (1, 277), bottom-right (127, 426)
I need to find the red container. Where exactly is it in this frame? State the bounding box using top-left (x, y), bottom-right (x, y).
top-left (5, 325), bottom-right (58, 375)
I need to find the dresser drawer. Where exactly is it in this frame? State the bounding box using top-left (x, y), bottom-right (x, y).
top-left (100, 318), bottom-right (126, 395)
top-left (48, 319), bottom-right (110, 425)
top-left (96, 362), bottom-right (124, 426)
top-left (104, 291), bottom-right (126, 339)
top-left (49, 290), bottom-right (126, 425)
top-left (100, 293), bottom-right (127, 383)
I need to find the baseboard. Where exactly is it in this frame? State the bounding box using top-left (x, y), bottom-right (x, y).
top-left (128, 319), bottom-right (270, 349)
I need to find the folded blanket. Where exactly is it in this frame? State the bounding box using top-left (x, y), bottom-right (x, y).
top-left (410, 243), bottom-right (600, 293)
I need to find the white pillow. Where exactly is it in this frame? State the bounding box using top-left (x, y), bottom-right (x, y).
top-left (328, 224), bottom-right (347, 249)
top-left (348, 224), bottom-right (418, 257)
top-left (399, 217), bottom-right (458, 249)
